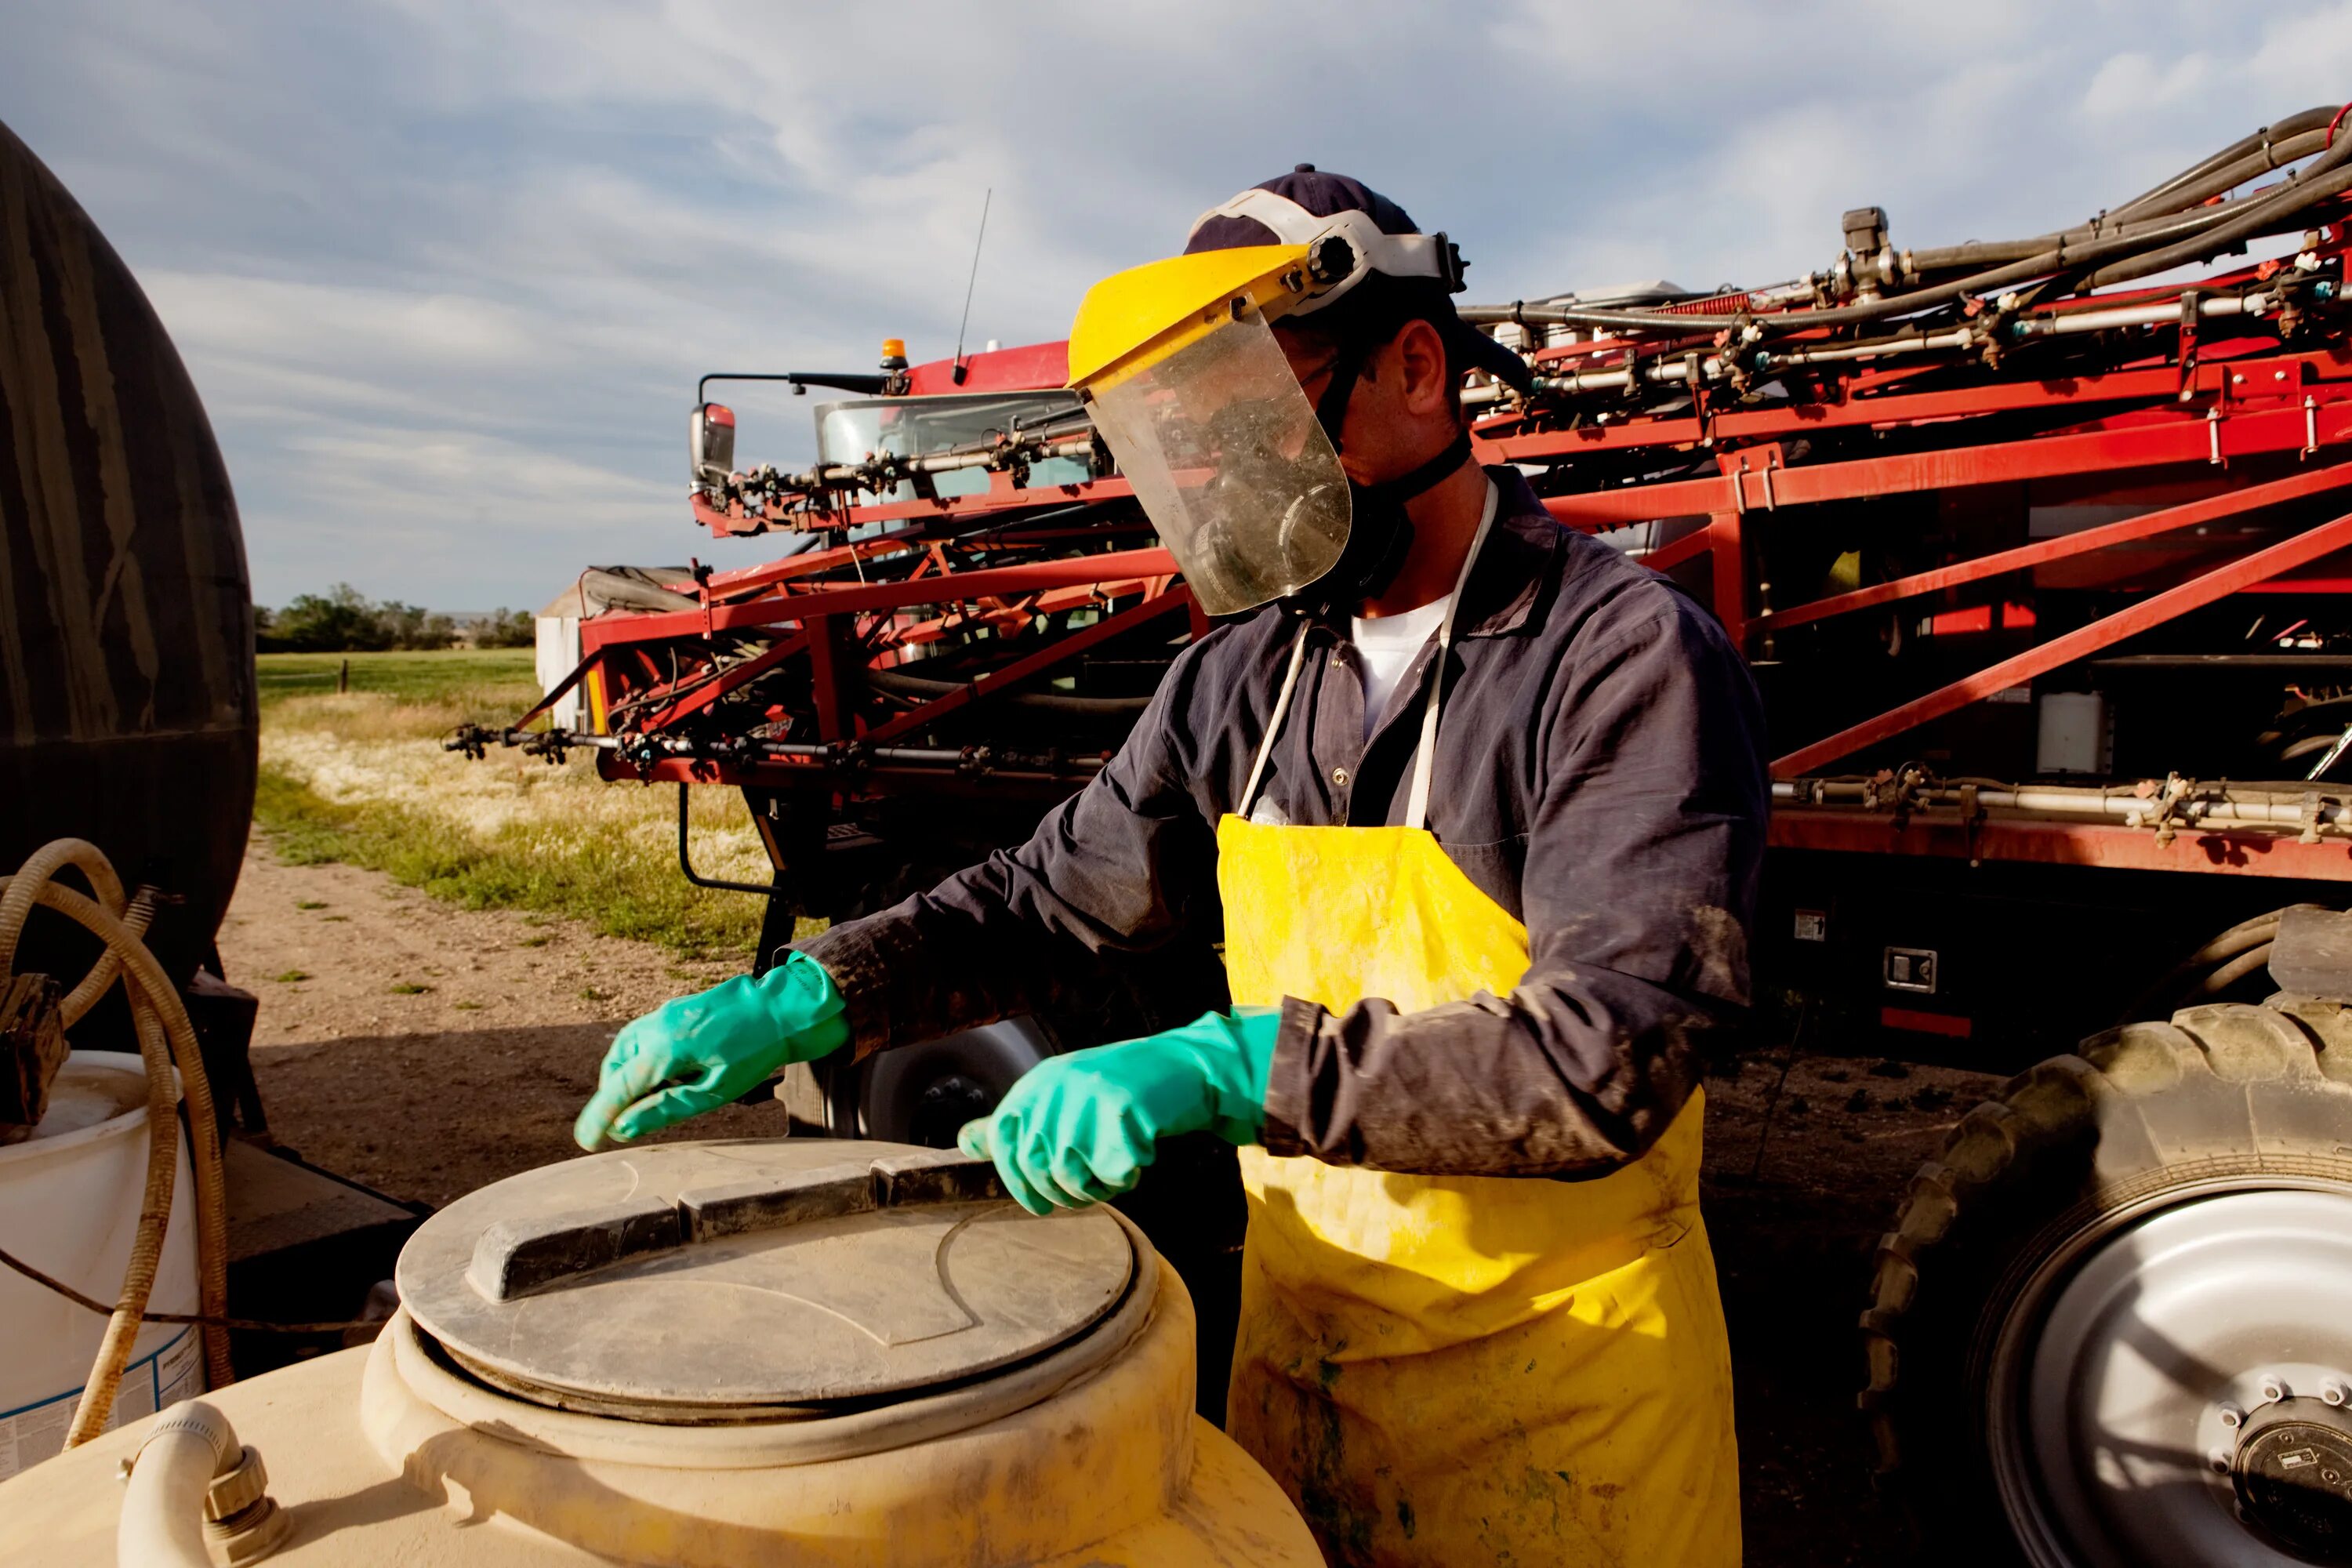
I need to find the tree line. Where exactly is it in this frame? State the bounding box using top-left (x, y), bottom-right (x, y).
top-left (256, 583), bottom-right (535, 652)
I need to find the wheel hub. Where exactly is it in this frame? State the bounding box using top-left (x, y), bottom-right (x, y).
top-left (2235, 1396), bottom-right (2352, 1561)
top-left (1993, 1184), bottom-right (2352, 1567)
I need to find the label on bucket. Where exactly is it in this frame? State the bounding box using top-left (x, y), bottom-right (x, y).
top-left (0, 1328), bottom-right (201, 1480)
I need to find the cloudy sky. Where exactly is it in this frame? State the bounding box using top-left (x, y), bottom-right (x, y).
top-left (7, 2), bottom-right (2349, 610)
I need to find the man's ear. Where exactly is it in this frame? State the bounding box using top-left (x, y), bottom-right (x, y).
top-left (1391, 318), bottom-right (1454, 419)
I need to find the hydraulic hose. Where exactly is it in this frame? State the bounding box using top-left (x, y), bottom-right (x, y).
top-left (0, 840), bottom-right (235, 1441)
top-left (2111, 106), bottom-right (2343, 220)
top-left (2082, 157), bottom-right (2352, 289)
top-left (1905, 187), bottom-right (2300, 273)
top-left (2107, 127), bottom-right (2336, 223)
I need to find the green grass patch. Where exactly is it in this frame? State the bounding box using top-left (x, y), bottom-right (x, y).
top-left (257, 648), bottom-right (539, 710)
top-left (251, 646), bottom-right (833, 964)
top-left (387, 982), bottom-right (432, 995)
top-left (252, 766), bottom-right (771, 957)
top-left (273, 969), bottom-right (310, 984)
top-left (295, 898), bottom-right (327, 910)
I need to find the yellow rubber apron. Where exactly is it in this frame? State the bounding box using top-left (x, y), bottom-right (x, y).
top-left (1218, 506), bottom-right (1741, 1567)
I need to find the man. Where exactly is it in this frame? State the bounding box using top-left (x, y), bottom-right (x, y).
top-left (577, 168), bottom-right (1764, 1566)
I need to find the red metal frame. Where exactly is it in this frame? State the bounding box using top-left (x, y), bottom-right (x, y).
top-left (543, 230), bottom-right (2352, 886)
top-left (1542, 383), bottom-right (2352, 532)
top-left (858, 586), bottom-right (1191, 745)
top-left (1744, 463), bottom-right (2352, 635)
top-left (1773, 506), bottom-right (2352, 776)
top-left (586, 549), bottom-right (1177, 646)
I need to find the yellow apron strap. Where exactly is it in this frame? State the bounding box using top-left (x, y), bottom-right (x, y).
top-left (1234, 478), bottom-right (1497, 831)
top-left (1237, 624), bottom-right (1311, 822)
top-left (1401, 477), bottom-right (1495, 833)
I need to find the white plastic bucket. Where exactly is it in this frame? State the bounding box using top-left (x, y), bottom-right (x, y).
top-left (0, 1051), bottom-right (200, 1479)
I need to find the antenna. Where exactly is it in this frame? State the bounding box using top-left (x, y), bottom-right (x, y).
top-left (951, 187), bottom-right (992, 386)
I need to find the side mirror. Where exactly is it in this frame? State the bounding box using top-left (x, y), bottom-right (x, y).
top-left (691, 403), bottom-right (736, 485)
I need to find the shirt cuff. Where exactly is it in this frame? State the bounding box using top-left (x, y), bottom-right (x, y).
top-left (792, 920), bottom-right (908, 1062)
top-left (1255, 993), bottom-right (1328, 1158)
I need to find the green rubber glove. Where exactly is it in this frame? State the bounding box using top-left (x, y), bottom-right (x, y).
top-left (957, 1007), bottom-right (1279, 1215)
top-left (574, 952), bottom-right (850, 1150)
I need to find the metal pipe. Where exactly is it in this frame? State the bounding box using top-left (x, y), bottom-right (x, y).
top-left (675, 783), bottom-right (786, 898)
top-left (750, 434), bottom-right (1096, 497)
top-left (1770, 777), bottom-right (2352, 832)
top-left (1492, 285), bottom-right (2278, 408)
top-left (1769, 326), bottom-right (1974, 368)
top-left (2013, 292), bottom-right (2258, 339)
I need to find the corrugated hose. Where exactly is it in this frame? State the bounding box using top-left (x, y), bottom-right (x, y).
top-left (0, 839), bottom-right (234, 1445)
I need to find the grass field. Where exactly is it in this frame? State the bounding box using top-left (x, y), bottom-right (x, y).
top-left (255, 648), bottom-right (791, 960)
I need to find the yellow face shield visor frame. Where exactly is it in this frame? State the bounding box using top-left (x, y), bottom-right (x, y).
top-left (1065, 249), bottom-right (1354, 616)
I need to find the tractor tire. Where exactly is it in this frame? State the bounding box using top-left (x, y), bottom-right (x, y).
top-left (1860, 996), bottom-right (2352, 1567)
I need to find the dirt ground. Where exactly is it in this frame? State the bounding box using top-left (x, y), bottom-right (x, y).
top-left (219, 837), bottom-right (2003, 1565)
top-left (216, 843), bottom-right (762, 1207)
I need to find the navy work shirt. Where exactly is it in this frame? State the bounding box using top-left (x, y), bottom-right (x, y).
top-left (800, 467), bottom-right (1769, 1177)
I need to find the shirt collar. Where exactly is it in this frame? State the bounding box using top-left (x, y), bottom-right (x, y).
top-left (1294, 466), bottom-right (1556, 641)
top-left (1455, 466), bottom-right (1558, 638)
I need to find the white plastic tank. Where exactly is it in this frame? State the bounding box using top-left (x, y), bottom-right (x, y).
top-left (0, 1051), bottom-right (200, 1479)
top-left (0, 1138), bottom-right (1319, 1565)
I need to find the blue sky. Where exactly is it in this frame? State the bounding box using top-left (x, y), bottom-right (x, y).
top-left (5, 2), bottom-right (2349, 610)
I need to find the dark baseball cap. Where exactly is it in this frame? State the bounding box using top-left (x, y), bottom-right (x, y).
top-left (1185, 165), bottom-right (1533, 393)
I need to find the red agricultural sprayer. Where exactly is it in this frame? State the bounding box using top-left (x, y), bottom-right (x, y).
top-left (452, 111), bottom-right (2352, 1565)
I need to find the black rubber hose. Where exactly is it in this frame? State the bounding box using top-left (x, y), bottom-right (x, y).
top-left (2082, 159), bottom-right (2352, 289)
top-left (2111, 127), bottom-right (2335, 220)
top-left (1906, 165), bottom-right (2318, 272)
top-left (2111, 106), bottom-right (2341, 218)
top-left (2194, 943), bottom-right (2279, 997)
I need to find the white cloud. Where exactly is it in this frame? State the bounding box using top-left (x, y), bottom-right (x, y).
top-left (6, 0), bottom-right (2350, 606)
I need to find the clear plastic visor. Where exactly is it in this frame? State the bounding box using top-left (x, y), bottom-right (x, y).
top-left (1085, 310), bottom-right (1351, 617)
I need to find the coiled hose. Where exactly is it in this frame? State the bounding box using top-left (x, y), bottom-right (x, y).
top-left (0, 839), bottom-right (233, 1444)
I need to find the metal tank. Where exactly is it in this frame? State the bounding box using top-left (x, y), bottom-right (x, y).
top-left (0, 118), bottom-right (256, 1002)
top-left (0, 1139), bottom-right (1320, 1566)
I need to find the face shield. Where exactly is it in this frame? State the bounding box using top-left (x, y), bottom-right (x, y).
top-left (1083, 304), bottom-right (1352, 616)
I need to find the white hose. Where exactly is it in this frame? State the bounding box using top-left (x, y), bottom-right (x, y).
top-left (116, 1399), bottom-right (237, 1568)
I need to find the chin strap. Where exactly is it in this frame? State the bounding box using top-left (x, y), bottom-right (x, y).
top-left (1381, 427), bottom-right (1476, 504)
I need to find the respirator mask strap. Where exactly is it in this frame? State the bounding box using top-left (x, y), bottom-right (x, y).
top-left (1284, 338), bottom-right (1473, 618)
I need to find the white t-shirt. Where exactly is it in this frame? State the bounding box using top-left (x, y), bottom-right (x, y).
top-left (1347, 479), bottom-right (1497, 744)
top-left (1350, 594), bottom-right (1450, 743)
